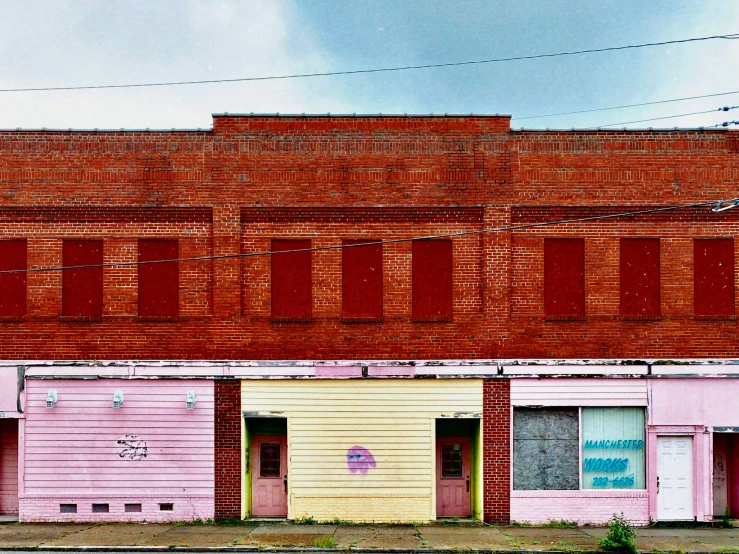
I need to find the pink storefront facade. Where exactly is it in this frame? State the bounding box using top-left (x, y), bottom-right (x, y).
top-left (648, 369), bottom-right (739, 523)
top-left (18, 370), bottom-right (214, 522)
top-left (508, 367), bottom-right (651, 525)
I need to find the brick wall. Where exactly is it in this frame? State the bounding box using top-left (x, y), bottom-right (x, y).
top-left (214, 380), bottom-right (241, 519)
top-left (483, 379), bottom-right (510, 523)
top-left (0, 118), bottom-right (735, 359)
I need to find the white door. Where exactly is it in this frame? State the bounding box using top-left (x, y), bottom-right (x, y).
top-left (657, 436), bottom-right (694, 521)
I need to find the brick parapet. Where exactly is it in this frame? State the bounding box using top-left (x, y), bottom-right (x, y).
top-left (0, 118), bottom-right (735, 359)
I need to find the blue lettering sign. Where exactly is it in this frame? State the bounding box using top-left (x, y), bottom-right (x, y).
top-left (583, 439), bottom-right (643, 450)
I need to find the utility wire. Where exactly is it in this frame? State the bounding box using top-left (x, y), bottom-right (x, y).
top-left (588, 105), bottom-right (738, 129)
top-left (0, 33), bottom-right (737, 93)
top-left (0, 200), bottom-right (728, 275)
top-left (512, 89), bottom-right (739, 121)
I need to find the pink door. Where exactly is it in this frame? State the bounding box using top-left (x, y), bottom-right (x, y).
top-left (436, 437), bottom-right (471, 517)
top-left (252, 436), bottom-right (288, 517)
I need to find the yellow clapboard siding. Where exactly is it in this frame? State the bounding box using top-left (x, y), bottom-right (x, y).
top-left (242, 379), bottom-right (482, 522)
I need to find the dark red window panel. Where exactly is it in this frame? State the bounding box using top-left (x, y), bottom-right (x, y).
top-left (342, 239), bottom-right (383, 321)
top-left (138, 239), bottom-right (179, 318)
top-left (0, 240), bottom-right (26, 318)
top-left (271, 239), bottom-right (311, 321)
top-left (620, 238), bottom-right (660, 317)
top-left (544, 238), bottom-right (585, 318)
top-left (412, 239), bottom-right (453, 321)
top-left (62, 240), bottom-right (103, 318)
top-left (694, 238), bottom-right (734, 317)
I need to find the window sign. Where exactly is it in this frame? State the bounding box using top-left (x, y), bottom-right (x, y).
top-left (581, 407), bottom-right (646, 489)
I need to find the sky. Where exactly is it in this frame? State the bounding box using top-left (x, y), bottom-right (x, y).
top-left (0, 0), bottom-right (737, 130)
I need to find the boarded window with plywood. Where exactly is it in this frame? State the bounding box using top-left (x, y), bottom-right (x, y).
top-left (412, 239), bottom-right (453, 321)
top-left (544, 238), bottom-right (585, 319)
top-left (342, 239), bottom-right (383, 321)
top-left (620, 238), bottom-right (660, 318)
top-left (513, 408), bottom-right (579, 490)
top-left (694, 238), bottom-right (734, 317)
top-left (0, 240), bottom-right (26, 318)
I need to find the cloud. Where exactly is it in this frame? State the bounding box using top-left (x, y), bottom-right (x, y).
top-left (0, 0), bottom-right (351, 128)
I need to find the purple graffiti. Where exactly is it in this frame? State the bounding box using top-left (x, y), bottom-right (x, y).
top-left (347, 446), bottom-right (376, 474)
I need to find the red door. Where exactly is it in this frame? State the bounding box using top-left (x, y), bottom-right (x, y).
top-left (252, 436), bottom-right (288, 517)
top-left (436, 437), bottom-right (471, 517)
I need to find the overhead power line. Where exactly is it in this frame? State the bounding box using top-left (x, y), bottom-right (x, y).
top-left (512, 89), bottom-right (739, 121)
top-left (0, 200), bottom-right (731, 276)
top-left (0, 33), bottom-right (737, 93)
top-left (589, 105), bottom-right (738, 129)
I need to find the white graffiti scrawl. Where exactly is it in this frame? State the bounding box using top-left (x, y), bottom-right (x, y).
top-left (117, 434), bottom-right (148, 461)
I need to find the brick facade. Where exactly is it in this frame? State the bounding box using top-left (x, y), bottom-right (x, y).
top-left (0, 117), bottom-right (734, 360)
top-left (214, 379), bottom-right (241, 520)
top-left (483, 379), bottom-right (511, 523)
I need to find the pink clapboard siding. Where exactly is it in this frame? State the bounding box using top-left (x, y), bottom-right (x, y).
top-left (0, 419), bottom-right (19, 514)
top-left (510, 378), bottom-right (648, 406)
top-left (511, 491), bottom-right (649, 525)
top-left (0, 367), bottom-right (18, 413)
top-left (21, 379), bottom-right (214, 522)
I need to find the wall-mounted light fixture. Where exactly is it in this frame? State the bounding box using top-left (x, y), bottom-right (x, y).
top-left (46, 390), bottom-right (57, 408)
top-left (186, 391), bottom-right (196, 409)
top-left (112, 390), bottom-right (124, 409)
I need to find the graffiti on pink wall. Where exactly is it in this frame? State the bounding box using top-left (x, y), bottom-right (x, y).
top-left (347, 446), bottom-right (376, 474)
top-left (117, 435), bottom-right (148, 461)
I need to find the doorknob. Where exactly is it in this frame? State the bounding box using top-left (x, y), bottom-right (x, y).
top-left (466, 476), bottom-right (470, 492)
top-left (284, 475), bottom-right (288, 494)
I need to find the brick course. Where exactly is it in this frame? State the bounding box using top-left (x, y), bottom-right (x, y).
top-left (483, 379), bottom-right (510, 523)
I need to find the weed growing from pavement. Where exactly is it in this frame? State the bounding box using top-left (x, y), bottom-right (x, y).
top-left (543, 520), bottom-right (579, 528)
top-left (719, 507), bottom-right (736, 529)
top-left (294, 515), bottom-right (317, 525)
top-left (717, 547), bottom-right (739, 554)
top-left (510, 520), bottom-right (533, 527)
top-left (549, 540), bottom-right (577, 552)
top-left (599, 513), bottom-right (637, 554)
top-left (314, 536), bottom-right (337, 548)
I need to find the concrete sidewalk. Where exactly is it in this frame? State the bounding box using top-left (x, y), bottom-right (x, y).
top-left (0, 521), bottom-right (738, 552)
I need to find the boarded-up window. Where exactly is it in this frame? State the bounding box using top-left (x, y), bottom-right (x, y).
top-left (138, 239), bottom-right (179, 318)
top-left (513, 408), bottom-right (579, 490)
top-left (412, 239), bottom-right (453, 321)
top-left (271, 239), bottom-right (311, 321)
top-left (544, 238), bottom-right (585, 318)
top-left (0, 240), bottom-right (26, 318)
top-left (694, 238), bottom-right (734, 317)
top-left (342, 239), bottom-right (382, 321)
top-left (63, 240), bottom-right (103, 318)
top-left (620, 238), bottom-right (660, 317)
top-left (581, 407), bottom-right (646, 490)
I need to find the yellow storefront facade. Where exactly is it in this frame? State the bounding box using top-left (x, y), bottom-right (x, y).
top-left (240, 379), bottom-right (483, 522)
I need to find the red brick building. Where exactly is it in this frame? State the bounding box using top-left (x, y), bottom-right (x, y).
top-left (0, 115), bottom-right (738, 524)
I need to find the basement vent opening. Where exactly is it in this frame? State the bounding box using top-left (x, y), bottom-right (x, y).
top-left (125, 503), bottom-right (142, 513)
top-left (60, 504), bottom-right (77, 514)
top-left (159, 503), bottom-right (174, 511)
top-left (92, 503), bottom-right (110, 513)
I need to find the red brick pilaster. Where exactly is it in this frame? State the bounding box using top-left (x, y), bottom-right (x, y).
top-left (483, 379), bottom-right (511, 523)
top-left (214, 379), bottom-right (241, 519)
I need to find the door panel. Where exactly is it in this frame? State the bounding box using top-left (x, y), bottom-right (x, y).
top-left (657, 436), bottom-right (693, 521)
top-left (252, 436), bottom-right (288, 517)
top-left (436, 437), bottom-right (471, 517)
